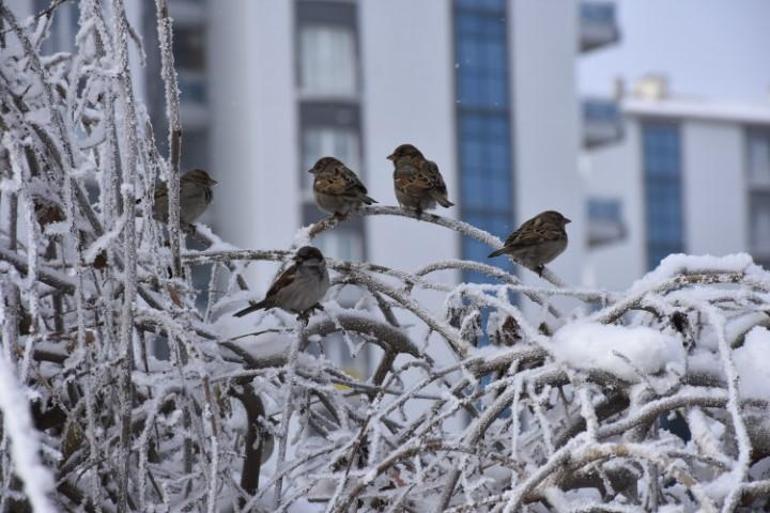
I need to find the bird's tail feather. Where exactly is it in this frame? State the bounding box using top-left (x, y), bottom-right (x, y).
top-left (430, 191), bottom-right (454, 208)
top-left (233, 300), bottom-right (269, 318)
top-left (488, 247), bottom-right (507, 258)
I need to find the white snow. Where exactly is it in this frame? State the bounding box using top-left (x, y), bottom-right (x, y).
top-left (733, 326), bottom-right (770, 401)
top-left (552, 321), bottom-right (685, 382)
top-left (628, 253), bottom-right (755, 295)
top-left (0, 354), bottom-right (58, 513)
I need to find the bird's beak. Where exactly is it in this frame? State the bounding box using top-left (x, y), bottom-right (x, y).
top-left (386, 154), bottom-right (394, 161)
top-left (307, 168), bottom-right (315, 174)
top-left (564, 218), bottom-right (572, 224)
top-left (209, 178), bottom-right (218, 186)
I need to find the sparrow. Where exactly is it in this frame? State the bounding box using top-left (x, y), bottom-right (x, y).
top-left (308, 156), bottom-right (377, 216)
top-left (387, 143), bottom-right (454, 218)
top-left (151, 169), bottom-right (217, 226)
top-left (233, 246), bottom-right (330, 320)
top-left (488, 210), bottom-right (571, 276)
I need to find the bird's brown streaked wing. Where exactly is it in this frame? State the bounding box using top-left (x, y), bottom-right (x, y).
top-left (506, 226), bottom-right (564, 249)
top-left (395, 161), bottom-right (436, 196)
top-left (420, 159), bottom-right (448, 193)
top-left (503, 227), bottom-right (523, 247)
top-left (316, 164), bottom-right (368, 197)
top-left (264, 263), bottom-right (298, 300)
top-left (338, 164), bottom-right (369, 195)
top-left (315, 174), bottom-right (348, 196)
top-left (504, 214), bottom-right (542, 246)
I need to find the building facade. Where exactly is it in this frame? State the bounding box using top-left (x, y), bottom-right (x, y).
top-left (208, 0), bottom-right (606, 296)
top-left (584, 83), bottom-right (770, 289)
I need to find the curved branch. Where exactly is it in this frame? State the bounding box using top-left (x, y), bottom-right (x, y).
top-left (303, 205), bottom-right (568, 287)
top-left (220, 311), bottom-right (421, 370)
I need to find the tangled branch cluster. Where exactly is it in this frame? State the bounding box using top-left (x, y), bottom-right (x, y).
top-left (1, 2), bottom-right (770, 513)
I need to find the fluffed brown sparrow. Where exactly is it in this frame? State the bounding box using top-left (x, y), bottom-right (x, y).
top-left (233, 246), bottom-right (330, 320)
top-left (152, 168), bottom-right (217, 226)
top-left (489, 210), bottom-right (570, 276)
top-left (388, 143), bottom-right (454, 218)
top-left (308, 156), bottom-right (377, 216)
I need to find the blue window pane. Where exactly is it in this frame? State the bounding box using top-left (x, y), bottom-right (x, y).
top-left (455, 7), bottom-right (510, 109)
top-left (455, 0), bottom-right (514, 283)
top-left (643, 121), bottom-right (684, 270)
top-left (588, 198), bottom-right (622, 222)
top-left (457, 0), bottom-right (506, 11)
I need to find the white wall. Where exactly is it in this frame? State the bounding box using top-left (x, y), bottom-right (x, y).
top-left (583, 119), bottom-right (646, 290)
top-left (511, 0), bottom-right (584, 291)
top-left (682, 120), bottom-right (747, 255)
top-left (359, 1), bottom-right (462, 381)
top-left (208, 1), bottom-right (298, 287)
top-left (360, 1), bottom-right (459, 276)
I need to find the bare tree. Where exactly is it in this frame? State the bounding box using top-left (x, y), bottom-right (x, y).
top-left (1, 2), bottom-right (769, 512)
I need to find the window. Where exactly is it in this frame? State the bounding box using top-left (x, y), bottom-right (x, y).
top-left (301, 127), bottom-right (361, 198)
top-left (173, 27), bottom-right (206, 71)
top-left (454, 0), bottom-right (514, 284)
top-left (642, 121), bottom-right (684, 269)
top-left (580, 2), bottom-right (616, 23)
top-left (299, 25), bottom-right (357, 96)
top-left (173, 27), bottom-right (207, 107)
top-left (749, 191), bottom-right (770, 254)
top-left (456, 0), bottom-right (506, 10)
top-left (182, 130), bottom-right (209, 172)
top-left (455, 9), bottom-right (508, 109)
top-left (587, 198), bottom-right (625, 246)
top-left (314, 229), bottom-right (364, 262)
top-left (178, 71), bottom-right (207, 104)
top-left (588, 198), bottom-right (622, 222)
top-left (296, 1), bottom-right (366, 264)
top-left (747, 128), bottom-right (770, 185)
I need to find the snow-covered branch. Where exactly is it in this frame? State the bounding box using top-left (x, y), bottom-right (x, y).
top-left (1, 3), bottom-right (769, 512)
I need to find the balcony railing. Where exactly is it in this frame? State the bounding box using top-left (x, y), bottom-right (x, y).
top-left (579, 1), bottom-right (620, 53)
top-left (583, 97), bottom-right (624, 149)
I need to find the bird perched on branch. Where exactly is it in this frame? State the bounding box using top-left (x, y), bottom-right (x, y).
top-left (233, 246), bottom-right (330, 321)
top-left (151, 168), bottom-right (217, 227)
top-left (488, 210), bottom-right (571, 276)
top-left (388, 143), bottom-right (453, 218)
top-left (309, 156), bottom-right (377, 217)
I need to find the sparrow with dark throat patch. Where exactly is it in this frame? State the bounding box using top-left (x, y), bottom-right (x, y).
top-left (233, 246), bottom-right (331, 321)
top-left (489, 210), bottom-right (571, 276)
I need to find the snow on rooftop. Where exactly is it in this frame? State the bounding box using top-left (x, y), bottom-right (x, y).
top-left (623, 96), bottom-right (770, 125)
top-left (552, 321), bottom-right (685, 383)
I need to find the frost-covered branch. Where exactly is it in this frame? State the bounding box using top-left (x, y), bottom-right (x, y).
top-left (2, 2), bottom-right (769, 511)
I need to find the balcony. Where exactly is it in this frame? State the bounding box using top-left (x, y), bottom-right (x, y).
top-left (587, 198), bottom-right (626, 247)
top-left (579, 1), bottom-right (620, 53)
top-left (583, 97), bottom-right (624, 149)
